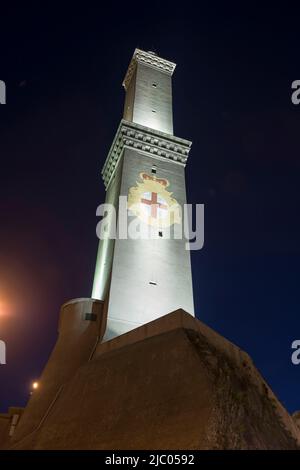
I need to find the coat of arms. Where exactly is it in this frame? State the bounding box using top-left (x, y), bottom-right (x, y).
top-left (128, 173), bottom-right (181, 228)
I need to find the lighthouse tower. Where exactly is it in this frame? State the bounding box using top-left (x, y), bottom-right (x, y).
top-left (92, 49), bottom-right (194, 340)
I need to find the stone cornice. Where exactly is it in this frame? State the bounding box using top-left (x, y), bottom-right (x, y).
top-left (101, 120), bottom-right (192, 189)
top-left (122, 49), bottom-right (176, 91)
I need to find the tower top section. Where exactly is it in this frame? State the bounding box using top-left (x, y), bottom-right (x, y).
top-left (122, 49), bottom-right (176, 91)
top-left (122, 49), bottom-right (177, 135)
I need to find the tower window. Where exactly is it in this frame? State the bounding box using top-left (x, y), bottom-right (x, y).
top-left (149, 281), bottom-right (157, 286)
top-left (158, 231), bottom-right (163, 237)
top-left (152, 109), bottom-right (156, 113)
top-left (85, 313), bottom-right (97, 321)
top-left (151, 166), bottom-right (157, 174)
top-left (152, 83), bottom-right (157, 88)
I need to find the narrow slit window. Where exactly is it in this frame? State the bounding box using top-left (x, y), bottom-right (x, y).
top-left (159, 231), bottom-right (163, 237)
top-left (152, 83), bottom-right (157, 88)
top-left (152, 166), bottom-right (157, 174)
top-left (152, 109), bottom-right (156, 113)
top-left (149, 281), bottom-right (157, 286)
top-left (85, 313), bottom-right (97, 321)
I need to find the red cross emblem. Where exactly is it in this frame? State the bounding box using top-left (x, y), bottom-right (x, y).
top-left (141, 191), bottom-right (168, 219)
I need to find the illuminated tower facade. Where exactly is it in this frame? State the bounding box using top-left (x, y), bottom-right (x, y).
top-left (92, 49), bottom-right (194, 340)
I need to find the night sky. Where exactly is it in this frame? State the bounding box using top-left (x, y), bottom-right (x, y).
top-left (1, 5), bottom-right (300, 414)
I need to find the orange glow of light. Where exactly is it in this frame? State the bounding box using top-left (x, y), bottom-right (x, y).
top-left (0, 291), bottom-right (15, 319)
top-left (0, 299), bottom-right (9, 317)
top-left (32, 382), bottom-right (39, 390)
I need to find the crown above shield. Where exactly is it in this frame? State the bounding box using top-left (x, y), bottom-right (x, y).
top-left (140, 173), bottom-right (169, 187)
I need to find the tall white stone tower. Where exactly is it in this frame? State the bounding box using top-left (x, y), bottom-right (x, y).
top-left (92, 49), bottom-right (194, 340)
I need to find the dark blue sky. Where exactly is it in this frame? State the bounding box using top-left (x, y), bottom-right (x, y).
top-left (0, 4), bottom-right (299, 413)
